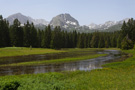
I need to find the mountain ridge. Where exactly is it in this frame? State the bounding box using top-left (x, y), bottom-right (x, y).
top-left (6, 13), bottom-right (49, 25)
top-left (5, 13), bottom-right (130, 32)
top-left (88, 18), bottom-right (129, 30)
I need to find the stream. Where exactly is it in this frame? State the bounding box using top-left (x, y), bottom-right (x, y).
top-left (0, 50), bottom-right (122, 76)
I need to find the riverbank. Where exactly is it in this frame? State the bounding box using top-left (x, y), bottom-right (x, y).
top-left (0, 48), bottom-right (134, 90)
top-left (1, 54), bottom-right (106, 66)
top-left (0, 47), bottom-right (106, 66)
top-left (0, 47), bottom-right (65, 57)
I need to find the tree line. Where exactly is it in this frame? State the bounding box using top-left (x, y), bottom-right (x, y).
top-left (0, 15), bottom-right (135, 49)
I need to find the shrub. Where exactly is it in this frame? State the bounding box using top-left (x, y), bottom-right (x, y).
top-left (3, 81), bottom-right (20, 90)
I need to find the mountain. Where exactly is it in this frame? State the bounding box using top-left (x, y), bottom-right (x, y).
top-left (50, 13), bottom-right (79, 30)
top-left (88, 18), bottom-right (130, 31)
top-left (88, 21), bottom-right (117, 30)
top-left (6, 13), bottom-right (130, 32)
top-left (6, 13), bottom-right (49, 25)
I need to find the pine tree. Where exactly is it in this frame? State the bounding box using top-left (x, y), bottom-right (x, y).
top-left (0, 15), bottom-right (10, 47)
top-left (23, 21), bottom-right (31, 47)
top-left (43, 25), bottom-right (52, 48)
top-left (61, 31), bottom-right (65, 48)
top-left (87, 33), bottom-right (92, 48)
top-left (51, 26), bottom-right (62, 49)
top-left (121, 21), bottom-right (128, 38)
top-left (77, 34), bottom-right (84, 48)
top-left (121, 35), bottom-right (134, 50)
top-left (117, 34), bottom-right (122, 48)
top-left (30, 23), bottom-right (38, 47)
top-left (98, 34), bottom-right (105, 48)
top-left (72, 30), bottom-right (77, 48)
top-left (90, 32), bottom-right (99, 48)
top-left (64, 31), bottom-right (69, 48)
top-left (10, 19), bottom-right (23, 47)
top-left (84, 34), bottom-right (88, 48)
top-left (37, 29), bottom-right (42, 47)
top-left (111, 35), bottom-right (116, 47)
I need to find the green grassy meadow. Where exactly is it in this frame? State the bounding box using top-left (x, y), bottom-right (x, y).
top-left (0, 47), bottom-right (65, 57)
top-left (0, 48), bottom-right (135, 90)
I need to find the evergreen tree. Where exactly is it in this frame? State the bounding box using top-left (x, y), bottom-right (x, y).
top-left (51, 26), bottom-right (62, 49)
top-left (77, 34), bottom-right (84, 48)
top-left (23, 21), bottom-right (31, 47)
top-left (42, 25), bottom-right (52, 48)
top-left (117, 34), bottom-right (122, 48)
top-left (84, 34), bottom-right (88, 48)
top-left (121, 18), bottom-right (135, 42)
top-left (37, 29), bottom-right (42, 47)
top-left (41, 30), bottom-right (45, 48)
top-left (121, 21), bottom-right (128, 38)
top-left (30, 23), bottom-right (38, 47)
top-left (72, 30), bottom-right (77, 48)
top-left (87, 33), bottom-right (92, 48)
top-left (111, 35), bottom-right (116, 47)
top-left (90, 32), bottom-right (99, 48)
top-left (121, 35), bottom-right (134, 50)
top-left (98, 34), bottom-right (105, 48)
top-left (64, 31), bottom-right (69, 48)
top-left (0, 15), bottom-right (10, 47)
top-left (10, 19), bottom-right (23, 47)
top-left (61, 31), bottom-right (66, 48)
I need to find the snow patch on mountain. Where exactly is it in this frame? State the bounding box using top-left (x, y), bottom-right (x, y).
top-left (66, 21), bottom-right (77, 25)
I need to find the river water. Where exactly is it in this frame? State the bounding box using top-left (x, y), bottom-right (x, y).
top-left (0, 50), bottom-right (121, 76)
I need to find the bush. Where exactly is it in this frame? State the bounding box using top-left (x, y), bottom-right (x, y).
top-left (3, 81), bottom-right (20, 90)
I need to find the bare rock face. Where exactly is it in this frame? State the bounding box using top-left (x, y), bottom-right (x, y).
top-left (6, 13), bottom-right (48, 25)
top-left (50, 13), bottom-right (79, 29)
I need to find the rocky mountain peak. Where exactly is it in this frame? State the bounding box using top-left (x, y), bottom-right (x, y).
top-left (50, 13), bottom-right (79, 29)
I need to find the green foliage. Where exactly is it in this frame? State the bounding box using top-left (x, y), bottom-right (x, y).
top-left (121, 18), bottom-right (135, 42)
top-left (90, 32), bottom-right (99, 48)
top-left (0, 15), bottom-right (10, 47)
top-left (98, 34), bottom-right (105, 48)
top-left (30, 23), bottom-right (38, 47)
top-left (10, 19), bottom-right (23, 47)
top-left (121, 36), bottom-right (134, 50)
top-left (41, 25), bottom-right (51, 48)
top-left (117, 34), bottom-right (122, 48)
top-left (37, 29), bottom-right (42, 47)
top-left (3, 81), bottom-right (20, 90)
top-left (77, 34), bottom-right (84, 48)
top-left (51, 26), bottom-right (62, 49)
top-left (23, 21), bottom-right (31, 47)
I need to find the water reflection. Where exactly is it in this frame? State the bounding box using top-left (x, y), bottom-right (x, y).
top-left (0, 50), bottom-right (121, 76)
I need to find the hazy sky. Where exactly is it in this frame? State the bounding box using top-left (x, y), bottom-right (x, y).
top-left (0, 0), bottom-right (135, 25)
